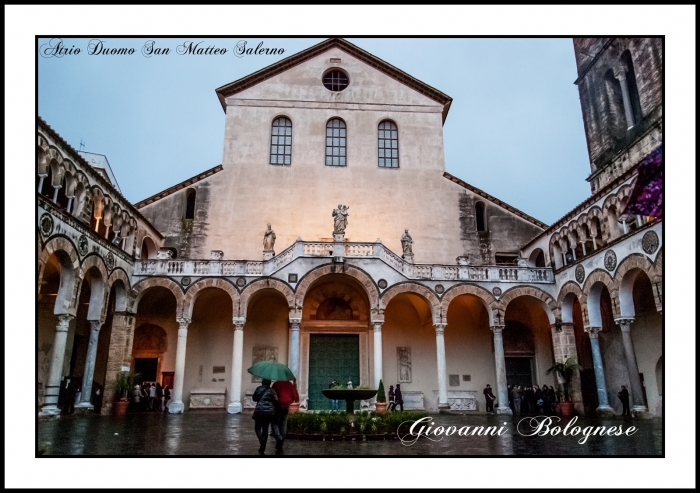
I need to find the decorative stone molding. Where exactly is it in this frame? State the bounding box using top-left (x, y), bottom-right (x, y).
top-left (402, 391), bottom-right (424, 410)
top-left (210, 250), bottom-right (224, 260)
top-left (584, 326), bottom-right (603, 339)
top-left (40, 213), bottom-right (54, 237)
top-left (56, 314), bottom-right (74, 332)
top-left (189, 389), bottom-right (226, 409)
top-left (233, 317), bottom-right (245, 331)
top-left (575, 264), bottom-right (585, 284)
top-left (492, 287), bottom-right (502, 297)
top-left (641, 230), bottom-right (659, 254)
top-left (432, 390), bottom-right (478, 411)
top-left (604, 249), bottom-right (617, 271)
top-left (434, 323), bottom-right (447, 336)
top-left (615, 317), bottom-right (635, 332)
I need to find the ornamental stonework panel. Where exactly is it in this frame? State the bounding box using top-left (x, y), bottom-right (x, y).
top-left (642, 230), bottom-right (659, 254)
top-left (397, 347), bottom-right (412, 383)
top-left (40, 213), bottom-right (54, 237)
top-left (604, 250), bottom-right (617, 271)
top-left (575, 264), bottom-right (585, 284)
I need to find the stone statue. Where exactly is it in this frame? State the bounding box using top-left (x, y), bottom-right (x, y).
top-left (156, 249), bottom-right (173, 259)
top-left (263, 223), bottom-right (276, 252)
top-left (401, 229), bottom-right (413, 256)
top-left (332, 205), bottom-right (349, 235)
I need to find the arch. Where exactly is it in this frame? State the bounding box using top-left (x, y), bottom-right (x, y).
top-left (441, 283), bottom-right (497, 325)
top-left (37, 135), bottom-right (50, 176)
top-left (380, 282), bottom-right (441, 323)
top-left (270, 116), bottom-right (293, 165)
top-left (304, 281), bottom-right (368, 321)
top-left (620, 49), bottom-right (643, 124)
top-left (108, 268), bottom-right (131, 313)
top-left (497, 286), bottom-right (557, 324)
top-left (140, 235), bottom-right (157, 259)
top-left (378, 119), bottom-right (399, 168)
top-left (47, 148), bottom-right (65, 187)
top-left (527, 248), bottom-right (546, 268)
top-left (325, 117), bottom-right (347, 167)
top-left (296, 264), bottom-right (379, 313)
top-left (614, 253), bottom-right (655, 318)
top-left (183, 278), bottom-right (241, 319)
top-left (130, 277), bottom-right (185, 317)
top-left (77, 254), bottom-right (110, 320)
top-left (583, 269), bottom-right (618, 326)
top-left (185, 188), bottom-right (196, 220)
top-left (238, 277), bottom-right (296, 318)
top-left (39, 237), bottom-right (81, 314)
top-left (557, 281), bottom-right (585, 324)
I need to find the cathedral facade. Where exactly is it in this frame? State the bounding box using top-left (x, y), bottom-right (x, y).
top-left (37, 38), bottom-right (663, 418)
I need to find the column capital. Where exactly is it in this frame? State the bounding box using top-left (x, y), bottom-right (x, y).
top-left (233, 317), bottom-right (246, 330)
top-left (56, 314), bottom-right (74, 331)
top-left (584, 326), bottom-right (603, 338)
top-left (289, 317), bottom-right (301, 329)
top-left (176, 317), bottom-right (191, 328)
top-left (372, 321), bottom-right (383, 333)
top-left (434, 323), bottom-right (447, 335)
top-left (615, 317), bottom-right (635, 331)
top-left (88, 320), bottom-right (102, 331)
top-left (490, 324), bottom-right (505, 334)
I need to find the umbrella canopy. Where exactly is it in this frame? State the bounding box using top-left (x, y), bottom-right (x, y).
top-left (247, 360), bottom-right (295, 381)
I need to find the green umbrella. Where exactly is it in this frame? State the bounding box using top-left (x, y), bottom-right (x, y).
top-left (247, 360), bottom-right (295, 381)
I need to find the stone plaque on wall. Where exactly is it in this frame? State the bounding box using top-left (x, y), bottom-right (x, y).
top-left (252, 347), bottom-right (278, 382)
top-left (397, 347), bottom-right (412, 383)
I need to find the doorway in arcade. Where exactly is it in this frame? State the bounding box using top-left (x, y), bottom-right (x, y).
top-left (308, 334), bottom-right (359, 411)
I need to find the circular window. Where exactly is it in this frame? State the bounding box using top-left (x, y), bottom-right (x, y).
top-left (323, 69), bottom-right (349, 92)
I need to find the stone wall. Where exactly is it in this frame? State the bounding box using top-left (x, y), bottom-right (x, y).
top-left (101, 313), bottom-right (136, 414)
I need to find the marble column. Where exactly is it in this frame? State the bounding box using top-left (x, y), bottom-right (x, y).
top-left (584, 326), bottom-right (614, 415)
top-left (168, 317), bottom-right (190, 414)
top-left (228, 317), bottom-right (245, 413)
top-left (372, 321), bottom-right (383, 390)
top-left (289, 318), bottom-right (301, 381)
top-left (580, 241), bottom-right (587, 257)
top-left (616, 72), bottom-right (636, 129)
top-left (38, 174), bottom-right (47, 193)
top-left (40, 314), bottom-right (74, 416)
top-left (616, 318), bottom-right (648, 412)
top-left (434, 323), bottom-right (449, 409)
top-left (76, 320), bottom-right (102, 409)
top-left (491, 325), bottom-right (512, 414)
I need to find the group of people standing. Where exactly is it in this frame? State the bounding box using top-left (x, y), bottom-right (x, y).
top-left (387, 384), bottom-right (404, 411)
top-left (132, 382), bottom-right (171, 413)
top-left (252, 378), bottom-right (299, 455)
top-left (508, 384), bottom-right (558, 415)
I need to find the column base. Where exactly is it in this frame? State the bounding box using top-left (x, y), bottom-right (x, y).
top-left (75, 402), bottom-right (94, 410)
top-left (38, 405), bottom-right (61, 417)
top-left (496, 406), bottom-right (513, 415)
top-left (227, 402), bottom-right (242, 414)
top-left (437, 402), bottom-right (451, 411)
top-left (168, 401), bottom-right (185, 414)
top-left (595, 405), bottom-right (615, 417)
top-left (632, 405), bottom-right (648, 413)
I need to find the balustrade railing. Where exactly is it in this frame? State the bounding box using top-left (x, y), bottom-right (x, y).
top-left (132, 239), bottom-right (555, 283)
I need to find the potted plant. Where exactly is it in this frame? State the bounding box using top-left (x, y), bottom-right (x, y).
top-left (375, 379), bottom-right (388, 413)
top-left (546, 357), bottom-right (582, 416)
top-left (112, 371), bottom-right (138, 416)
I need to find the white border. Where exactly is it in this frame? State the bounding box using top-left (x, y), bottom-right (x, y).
top-left (6, 4), bottom-right (696, 489)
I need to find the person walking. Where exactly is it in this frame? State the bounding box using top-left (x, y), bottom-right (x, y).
top-left (148, 383), bottom-right (156, 411)
top-left (133, 384), bottom-right (141, 412)
top-left (534, 385), bottom-right (544, 414)
top-left (507, 385), bottom-right (514, 412)
top-left (388, 385), bottom-right (396, 412)
top-left (512, 385), bottom-right (523, 414)
top-left (483, 384), bottom-right (496, 413)
top-left (394, 384), bottom-right (404, 412)
top-left (163, 385), bottom-right (171, 412)
top-left (618, 385), bottom-right (631, 416)
top-left (252, 379), bottom-right (278, 455)
top-left (155, 383), bottom-right (163, 412)
top-left (271, 379), bottom-right (299, 455)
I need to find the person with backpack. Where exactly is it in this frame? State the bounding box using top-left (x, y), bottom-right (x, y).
top-left (252, 379), bottom-right (279, 455)
top-left (271, 378), bottom-right (299, 455)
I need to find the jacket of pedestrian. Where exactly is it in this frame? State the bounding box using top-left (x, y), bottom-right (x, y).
top-left (512, 387), bottom-right (523, 400)
top-left (395, 387), bottom-right (403, 404)
top-left (252, 384), bottom-right (278, 417)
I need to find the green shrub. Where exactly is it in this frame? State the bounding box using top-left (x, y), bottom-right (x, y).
top-left (376, 380), bottom-right (386, 403)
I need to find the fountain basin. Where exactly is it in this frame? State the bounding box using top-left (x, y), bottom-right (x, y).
top-left (322, 389), bottom-right (378, 414)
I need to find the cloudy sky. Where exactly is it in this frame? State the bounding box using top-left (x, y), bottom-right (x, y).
top-left (38, 37), bottom-right (591, 224)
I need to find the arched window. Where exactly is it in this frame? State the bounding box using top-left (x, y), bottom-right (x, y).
top-left (325, 118), bottom-right (346, 167)
top-left (621, 50), bottom-right (643, 124)
top-left (378, 120), bottom-right (399, 168)
top-left (270, 117), bottom-right (292, 165)
top-left (40, 166), bottom-right (54, 199)
top-left (185, 189), bottom-right (196, 220)
top-left (603, 69), bottom-right (627, 138)
top-left (475, 202), bottom-right (486, 232)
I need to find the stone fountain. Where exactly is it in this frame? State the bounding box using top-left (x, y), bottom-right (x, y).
top-left (322, 389), bottom-right (377, 414)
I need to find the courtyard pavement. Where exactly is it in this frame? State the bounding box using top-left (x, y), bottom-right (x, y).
top-left (38, 412), bottom-right (662, 456)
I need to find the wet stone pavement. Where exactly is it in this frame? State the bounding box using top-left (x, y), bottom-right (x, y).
top-left (38, 412), bottom-right (662, 456)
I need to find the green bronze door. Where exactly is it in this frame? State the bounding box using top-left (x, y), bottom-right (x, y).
top-left (308, 334), bottom-right (360, 411)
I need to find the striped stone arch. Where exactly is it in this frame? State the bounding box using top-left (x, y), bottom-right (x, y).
top-left (582, 268), bottom-right (620, 324)
top-left (496, 285), bottom-right (557, 324)
top-left (303, 281), bottom-right (369, 321)
top-left (130, 277), bottom-right (185, 317)
top-left (440, 283), bottom-right (498, 325)
top-left (586, 206), bottom-right (604, 224)
top-left (39, 236), bottom-right (81, 314)
top-left (380, 282), bottom-right (442, 324)
top-left (183, 277), bottom-right (242, 319)
top-left (557, 281), bottom-right (585, 324)
top-left (107, 268), bottom-right (131, 313)
top-left (239, 278), bottom-right (296, 318)
top-left (651, 247), bottom-right (663, 311)
top-left (602, 193), bottom-right (619, 212)
top-left (613, 253), bottom-right (656, 318)
top-left (47, 147), bottom-right (65, 186)
top-left (76, 254), bottom-right (111, 321)
top-left (615, 183), bottom-right (633, 204)
top-left (38, 134), bottom-right (50, 175)
top-left (295, 264), bottom-right (380, 311)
